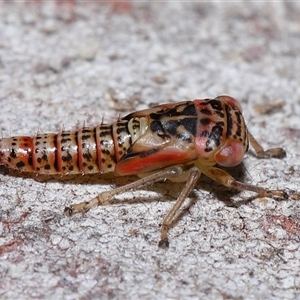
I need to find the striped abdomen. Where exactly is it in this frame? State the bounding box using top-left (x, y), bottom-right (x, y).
top-left (0, 119), bottom-right (143, 175)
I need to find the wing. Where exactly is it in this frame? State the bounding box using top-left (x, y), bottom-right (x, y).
top-left (115, 121), bottom-right (197, 176)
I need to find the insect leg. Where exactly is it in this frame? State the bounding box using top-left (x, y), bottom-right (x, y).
top-left (64, 165), bottom-right (185, 217)
top-left (197, 164), bottom-right (288, 200)
top-left (159, 167), bottom-right (201, 249)
top-left (248, 131), bottom-right (286, 158)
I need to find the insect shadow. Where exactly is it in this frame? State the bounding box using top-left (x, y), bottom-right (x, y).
top-left (0, 159), bottom-right (276, 247)
top-left (0, 161), bottom-right (260, 215)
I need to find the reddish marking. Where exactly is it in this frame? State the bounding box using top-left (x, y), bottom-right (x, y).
top-left (0, 239), bottom-right (23, 256)
top-left (218, 95), bottom-right (242, 112)
top-left (194, 100), bottom-right (224, 162)
top-left (115, 150), bottom-right (193, 176)
top-left (16, 137), bottom-right (33, 169)
top-left (110, 0), bottom-right (132, 14)
top-left (2, 211), bottom-right (31, 230)
top-left (215, 139), bottom-right (245, 167)
top-left (266, 215), bottom-right (300, 236)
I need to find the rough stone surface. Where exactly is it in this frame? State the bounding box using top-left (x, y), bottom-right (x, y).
top-left (0, 2), bottom-right (300, 299)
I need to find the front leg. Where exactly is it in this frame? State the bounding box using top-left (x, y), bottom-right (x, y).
top-left (197, 164), bottom-right (288, 200)
top-left (248, 131), bottom-right (286, 159)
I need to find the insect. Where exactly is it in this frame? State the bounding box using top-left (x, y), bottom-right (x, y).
top-left (0, 95), bottom-right (288, 248)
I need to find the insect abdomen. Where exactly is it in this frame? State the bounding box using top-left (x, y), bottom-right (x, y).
top-left (0, 121), bottom-right (133, 175)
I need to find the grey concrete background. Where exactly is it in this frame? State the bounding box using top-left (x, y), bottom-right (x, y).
top-left (0, 1), bottom-right (300, 299)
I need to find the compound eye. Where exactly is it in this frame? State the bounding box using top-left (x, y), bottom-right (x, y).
top-left (215, 139), bottom-right (246, 167)
top-left (217, 95), bottom-right (242, 112)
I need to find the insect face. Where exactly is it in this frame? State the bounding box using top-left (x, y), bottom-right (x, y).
top-left (194, 96), bottom-right (248, 167)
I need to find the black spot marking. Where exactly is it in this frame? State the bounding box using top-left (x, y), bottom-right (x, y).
top-left (88, 165), bottom-right (94, 170)
top-left (100, 131), bottom-right (111, 138)
top-left (182, 103), bottom-right (197, 116)
top-left (216, 121), bottom-right (225, 127)
top-left (82, 135), bottom-right (90, 140)
top-left (150, 120), bottom-right (163, 133)
top-left (209, 99), bottom-right (222, 111)
top-left (204, 145), bottom-right (213, 152)
top-left (116, 125), bottom-right (128, 134)
top-left (111, 155), bottom-right (117, 164)
top-left (102, 149), bottom-right (110, 156)
top-left (235, 111), bottom-right (242, 125)
top-left (149, 102), bottom-right (195, 120)
top-left (164, 120), bottom-right (178, 136)
top-left (61, 138), bottom-right (71, 144)
top-left (44, 164), bottom-right (51, 170)
top-left (226, 105), bottom-right (233, 138)
top-left (61, 132), bottom-right (71, 137)
top-left (83, 152), bottom-right (92, 161)
top-left (200, 118), bottom-right (211, 126)
top-left (209, 125), bottom-right (223, 147)
top-left (62, 152), bottom-right (72, 162)
top-left (118, 135), bottom-right (124, 143)
top-left (16, 161), bottom-right (25, 168)
top-left (236, 124), bottom-right (242, 138)
top-left (210, 99), bottom-right (224, 117)
top-left (180, 118), bottom-right (197, 136)
top-left (201, 108), bottom-right (212, 116)
top-left (69, 166), bottom-right (74, 171)
top-left (27, 155), bottom-right (33, 166)
top-left (149, 112), bottom-right (162, 120)
top-left (10, 149), bottom-right (17, 159)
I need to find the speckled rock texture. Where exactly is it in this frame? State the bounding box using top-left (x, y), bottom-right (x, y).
top-left (0, 2), bottom-right (300, 299)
